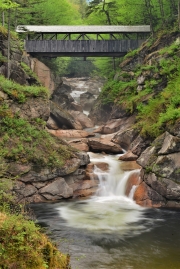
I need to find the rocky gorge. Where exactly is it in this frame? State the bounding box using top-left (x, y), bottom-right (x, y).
top-left (1, 28), bottom-right (180, 209)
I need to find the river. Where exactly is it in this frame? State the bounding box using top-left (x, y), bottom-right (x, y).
top-left (31, 153), bottom-right (180, 269)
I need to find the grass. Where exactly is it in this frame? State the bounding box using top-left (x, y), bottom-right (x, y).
top-left (99, 31), bottom-right (180, 138)
top-left (0, 106), bottom-right (75, 167)
top-left (20, 62), bottom-right (41, 84)
top-left (0, 75), bottom-right (49, 103)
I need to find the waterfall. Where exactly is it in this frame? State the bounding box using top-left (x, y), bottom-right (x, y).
top-left (58, 153), bottom-right (144, 234)
top-left (89, 152), bottom-right (140, 200)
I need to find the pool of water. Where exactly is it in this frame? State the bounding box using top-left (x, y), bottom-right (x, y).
top-left (31, 201), bottom-right (180, 269)
top-left (31, 153), bottom-right (180, 269)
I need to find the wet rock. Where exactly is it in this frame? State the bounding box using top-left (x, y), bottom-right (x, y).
top-left (143, 172), bottom-right (180, 200)
top-left (88, 137), bottom-right (123, 154)
top-left (68, 139), bottom-right (89, 151)
top-left (120, 161), bottom-right (141, 171)
top-left (75, 151), bottom-right (90, 166)
top-left (119, 151), bottom-right (138, 161)
top-left (73, 187), bottom-right (98, 198)
top-left (51, 83), bottom-right (73, 109)
top-left (69, 110), bottom-right (94, 128)
top-left (80, 92), bottom-right (96, 110)
top-left (48, 129), bottom-right (94, 138)
top-left (158, 132), bottom-right (180, 155)
top-left (130, 134), bottom-right (152, 156)
top-left (112, 127), bottom-right (138, 150)
top-left (70, 102), bottom-right (83, 112)
top-left (125, 170), bottom-right (140, 197)
top-left (134, 181), bottom-right (166, 207)
top-left (39, 177), bottom-right (73, 200)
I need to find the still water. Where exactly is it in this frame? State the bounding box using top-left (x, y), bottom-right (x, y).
top-left (31, 154), bottom-right (180, 269)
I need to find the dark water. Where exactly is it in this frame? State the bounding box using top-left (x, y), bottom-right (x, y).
top-left (31, 201), bottom-right (180, 269)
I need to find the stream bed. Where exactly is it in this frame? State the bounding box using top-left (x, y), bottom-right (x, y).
top-left (31, 153), bottom-right (180, 269)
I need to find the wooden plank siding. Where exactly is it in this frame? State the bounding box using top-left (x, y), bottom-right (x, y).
top-left (25, 40), bottom-right (144, 57)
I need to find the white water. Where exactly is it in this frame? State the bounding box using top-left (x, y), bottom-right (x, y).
top-left (70, 90), bottom-right (86, 103)
top-left (58, 153), bottom-right (146, 235)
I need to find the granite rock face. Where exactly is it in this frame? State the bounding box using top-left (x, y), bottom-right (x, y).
top-left (13, 152), bottom-right (91, 203)
top-left (135, 132), bottom-right (180, 207)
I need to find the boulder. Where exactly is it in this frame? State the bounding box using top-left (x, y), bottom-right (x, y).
top-left (112, 127), bottom-right (138, 150)
top-left (136, 131), bottom-right (180, 206)
top-left (88, 137), bottom-right (123, 154)
top-left (100, 116), bottom-right (136, 135)
top-left (68, 139), bottom-right (89, 152)
top-left (130, 134), bottom-right (152, 156)
top-left (48, 129), bottom-right (94, 138)
top-left (70, 102), bottom-right (83, 112)
top-left (143, 172), bottom-right (180, 200)
top-left (69, 110), bottom-right (94, 128)
top-left (119, 151), bottom-right (138, 161)
top-left (75, 151), bottom-right (90, 166)
top-left (46, 116), bottom-right (59, 130)
top-left (50, 101), bottom-right (82, 130)
top-left (51, 83), bottom-right (73, 109)
top-left (80, 92), bottom-right (96, 110)
top-left (134, 181), bottom-right (166, 207)
top-left (30, 57), bottom-right (55, 94)
top-left (39, 177), bottom-right (73, 200)
top-left (158, 132), bottom-right (180, 155)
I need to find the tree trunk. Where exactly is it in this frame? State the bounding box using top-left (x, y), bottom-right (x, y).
top-left (7, 9), bottom-right (11, 80)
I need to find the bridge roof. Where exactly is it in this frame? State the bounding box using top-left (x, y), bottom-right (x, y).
top-left (16, 25), bottom-right (151, 34)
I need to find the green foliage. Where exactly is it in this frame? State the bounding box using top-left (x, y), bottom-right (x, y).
top-left (0, 75), bottom-right (48, 103)
top-left (20, 62), bottom-right (40, 83)
top-left (0, 108), bottom-right (74, 167)
top-left (0, 52), bottom-right (7, 63)
top-left (0, 213), bottom-right (70, 269)
top-left (159, 41), bottom-right (180, 56)
top-left (124, 49), bottom-right (139, 60)
top-left (136, 70), bottom-right (180, 137)
top-left (100, 78), bottom-right (137, 107)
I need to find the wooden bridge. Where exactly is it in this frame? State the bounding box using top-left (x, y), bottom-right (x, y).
top-left (16, 25), bottom-right (151, 57)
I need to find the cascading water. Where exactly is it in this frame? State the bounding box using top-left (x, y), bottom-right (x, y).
top-left (31, 152), bottom-right (180, 269)
top-left (91, 153), bottom-right (140, 197)
top-left (58, 153), bottom-right (146, 235)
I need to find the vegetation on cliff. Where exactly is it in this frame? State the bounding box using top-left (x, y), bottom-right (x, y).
top-left (98, 27), bottom-right (180, 138)
top-left (0, 156), bottom-right (70, 269)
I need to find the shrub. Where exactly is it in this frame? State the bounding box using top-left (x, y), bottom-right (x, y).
top-left (0, 213), bottom-right (70, 269)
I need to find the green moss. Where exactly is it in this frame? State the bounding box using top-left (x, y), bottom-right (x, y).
top-left (0, 75), bottom-right (48, 103)
top-left (99, 33), bottom-right (180, 139)
top-left (124, 48), bottom-right (140, 60)
top-left (0, 107), bottom-right (75, 167)
top-left (20, 62), bottom-right (41, 84)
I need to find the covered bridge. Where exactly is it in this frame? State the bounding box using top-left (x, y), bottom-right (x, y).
top-left (16, 25), bottom-right (151, 57)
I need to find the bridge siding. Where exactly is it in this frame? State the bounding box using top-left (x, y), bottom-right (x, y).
top-left (25, 40), bottom-right (143, 56)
